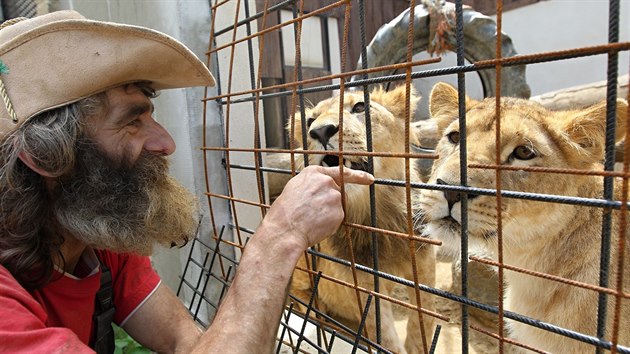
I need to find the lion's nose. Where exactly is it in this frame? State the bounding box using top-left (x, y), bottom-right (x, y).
top-left (309, 124), bottom-right (339, 147)
top-left (437, 178), bottom-right (460, 210)
top-left (436, 178), bottom-right (479, 211)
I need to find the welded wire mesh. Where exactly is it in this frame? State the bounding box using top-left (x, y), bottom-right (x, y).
top-left (1, 0), bottom-right (36, 20)
top-left (177, 1), bottom-right (630, 353)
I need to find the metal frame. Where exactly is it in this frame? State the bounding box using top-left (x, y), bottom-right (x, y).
top-left (177, 1), bottom-right (630, 353)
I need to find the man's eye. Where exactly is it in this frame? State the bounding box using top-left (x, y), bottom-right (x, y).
top-left (351, 102), bottom-right (365, 114)
top-left (446, 131), bottom-right (460, 144)
top-left (127, 119), bottom-right (141, 127)
top-left (512, 145), bottom-right (537, 160)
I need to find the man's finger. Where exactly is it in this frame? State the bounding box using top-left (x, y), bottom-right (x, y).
top-left (317, 166), bottom-right (375, 186)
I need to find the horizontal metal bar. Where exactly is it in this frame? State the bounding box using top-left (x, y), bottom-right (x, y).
top-left (224, 162), bottom-right (630, 210)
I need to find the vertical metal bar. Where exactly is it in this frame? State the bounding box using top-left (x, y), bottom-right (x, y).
top-left (453, 1), bottom-right (469, 353)
top-left (222, 0), bottom-right (245, 246)
top-left (242, 0), bottom-right (268, 211)
top-left (357, 0), bottom-right (382, 351)
top-left (217, 265), bottom-right (234, 307)
top-left (429, 324), bottom-right (443, 354)
top-left (610, 74), bottom-right (629, 354)
top-left (326, 331), bottom-right (338, 352)
top-left (193, 255), bottom-right (218, 321)
top-left (177, 237), bottom-right (198, 296)
top-left (291, 1), bottom-right (309, 165)
top-left (402, 2), bottom-right (430, 352)
top-left (276, 302), bottom-right (296, 354)
top-left (493, 1), bottom-right (506, 352)
top-left (202, 0), bottom-right (227, 290)
top-left (189, 252), bottom-right (211, 314)
top-left (177, 218), bottom-right (204, 296)
top-left (201, 1), bottom-right (230, 324)
top-left (275, 2), bottom-right (290, 148)
top-left (192, 226), bottom-right (226, 319)
top-left (596, 1), bottom-right (620, 352)
top-left (337, 1), bottom-right (373, 352)
top-left (295, 272), bottom-right (323, 352)
top-left (352, 294), bottom-right (374, 354)
top-left (287, 1), bottom-right (327, 349)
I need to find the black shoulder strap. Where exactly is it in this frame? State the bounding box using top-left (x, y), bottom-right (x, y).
top-left (91, 260), bottom-right (116, 354)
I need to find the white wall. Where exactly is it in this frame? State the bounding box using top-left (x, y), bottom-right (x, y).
top-left (210, 1), bottom-right (265, 261)
top-left (498, 0), bottom-right (629, 96)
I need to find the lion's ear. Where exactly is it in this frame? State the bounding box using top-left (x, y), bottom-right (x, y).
top-left (561, 98), bottom-right (628, 160)
top-left (428, 82), bottom-right (463, 135)
top-left (412, 119), bottom-right (441, 146)
top-left (429, 82), bottom-right (458, 116)
top-left (371, 84), bottom-right (420, 120)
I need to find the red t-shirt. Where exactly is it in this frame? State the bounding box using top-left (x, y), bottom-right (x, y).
top-left (0, 249), bottom-right (161, 353)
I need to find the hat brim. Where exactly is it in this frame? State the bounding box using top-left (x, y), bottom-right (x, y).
top-left (0, 17), bottom-right (215, 134)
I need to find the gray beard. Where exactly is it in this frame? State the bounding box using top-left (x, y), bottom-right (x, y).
top-left (52, 141), bottom-right (199, 255)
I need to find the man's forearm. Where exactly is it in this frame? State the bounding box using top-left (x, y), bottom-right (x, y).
top-left (193, 220), bottom-right (303, 353)
top-left (188, 166), bottom-right (373, 353)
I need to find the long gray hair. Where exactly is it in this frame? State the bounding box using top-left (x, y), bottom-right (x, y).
top-left (0, 84), bottom-right (156, 289)
top-left (0, 94), bottom-right (103, 289)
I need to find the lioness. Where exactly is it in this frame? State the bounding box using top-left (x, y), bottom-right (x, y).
top-left (416, 82), bottom-right (630, 353)
top-left (274, 85), bottom-right (437, 354)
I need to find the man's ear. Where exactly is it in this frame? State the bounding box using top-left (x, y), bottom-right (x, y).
top-left (18, 151), bottom-right (58, 178)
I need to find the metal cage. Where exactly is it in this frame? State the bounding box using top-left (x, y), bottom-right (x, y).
top-left (177, 1), bottom-right (630, 353)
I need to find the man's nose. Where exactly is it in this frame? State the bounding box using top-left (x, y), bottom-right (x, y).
top-left (144, 120), bottom-right (176, 156)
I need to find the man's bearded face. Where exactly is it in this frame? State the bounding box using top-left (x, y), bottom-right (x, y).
top-left (53, 140), bottom-right (199, 255)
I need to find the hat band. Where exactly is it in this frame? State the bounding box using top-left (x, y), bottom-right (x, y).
top-left (0, 75), bottom-right (17, 123)
top-left (0, 17), bottom-right (28, 124)
top-left (0, 17), bottom-right (28, 30)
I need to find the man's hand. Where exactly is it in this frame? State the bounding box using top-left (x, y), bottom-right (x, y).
top-left (187, 165), bottom-right (373, 354)
top-left (263, 165), bottom-right (374, 249)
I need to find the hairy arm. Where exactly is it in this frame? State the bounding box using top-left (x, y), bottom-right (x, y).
top-left (123, 166), bottom-right (373, 353)
top-left (122, 283), bottom-right (203, 353)
top-left (192, 166), bottom-right (373, 353)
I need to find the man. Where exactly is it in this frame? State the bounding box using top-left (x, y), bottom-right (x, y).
top-left (0, 11), bottom-right (374, 353)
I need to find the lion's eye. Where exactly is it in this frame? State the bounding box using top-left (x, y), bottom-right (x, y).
top-left (447, 131), bottom-right (460, 144)
top-left (512, 145), bottom-right (537, 160)
top-left (352, 102), bottom-right (365, 114)
top-left (306, 118), bottom-right (315, 128)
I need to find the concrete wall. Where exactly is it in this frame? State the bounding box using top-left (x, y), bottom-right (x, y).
top-left (210, 0), bottom-right (266, 259)
top-left (49, 0), bottom-right (234, 307)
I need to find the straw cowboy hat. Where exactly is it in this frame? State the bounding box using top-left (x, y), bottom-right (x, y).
top-left (0, 10), bottom-right (215, 137)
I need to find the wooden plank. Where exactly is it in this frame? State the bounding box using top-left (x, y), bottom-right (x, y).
top-left (255, 1), bottom-right (284, 79)
top-left (343, 0), bottom-right (410, 71)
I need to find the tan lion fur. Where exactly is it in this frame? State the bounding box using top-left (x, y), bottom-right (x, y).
top-left (416, 82), bottom-right (630, 353)
top-left (269, 85), bottom-right (437, 354)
